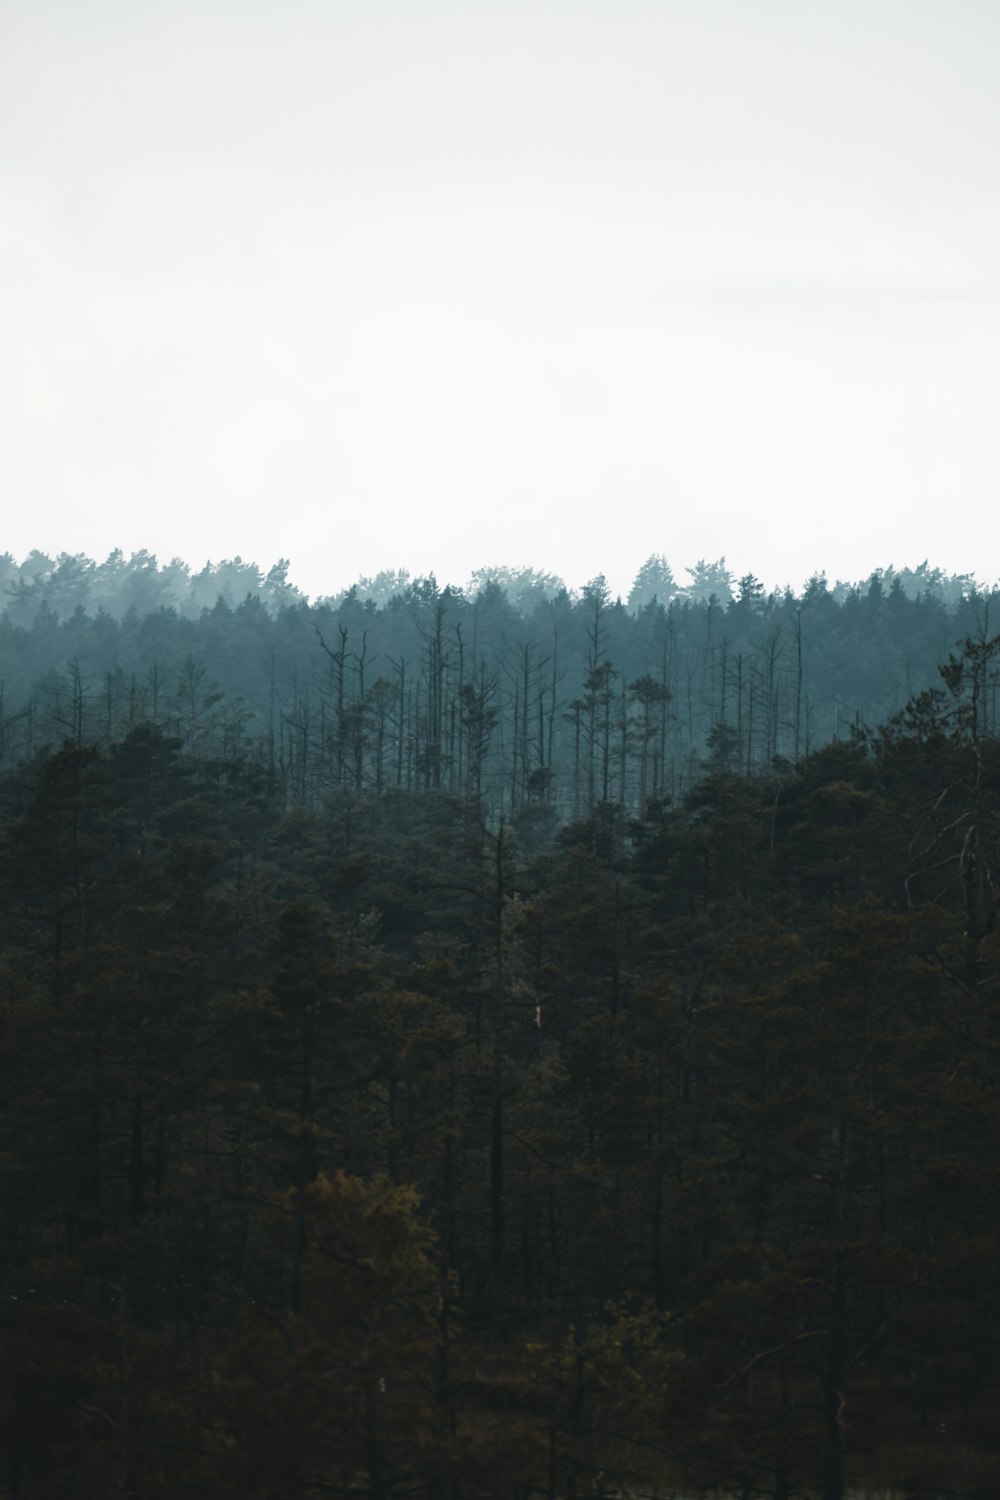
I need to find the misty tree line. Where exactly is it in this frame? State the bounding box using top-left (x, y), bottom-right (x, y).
top-left (1, 550), bottom-right (997, 825)
top-left (2, 550), bottom-right (985, 621)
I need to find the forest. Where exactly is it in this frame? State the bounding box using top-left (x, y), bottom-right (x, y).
top-left (0, 551), bottom-right (999, 1499)
top-left (0, 550), bottom-right (996, 815)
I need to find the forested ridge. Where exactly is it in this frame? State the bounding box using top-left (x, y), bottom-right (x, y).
top-left (1, 553), bottom-right (999, 1498)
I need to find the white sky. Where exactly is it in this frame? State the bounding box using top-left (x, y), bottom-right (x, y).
top-left (2, 0), bottom-right (999, 599)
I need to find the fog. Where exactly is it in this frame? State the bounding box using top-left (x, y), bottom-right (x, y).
top-left (3, 0), bottom-right (999, 596)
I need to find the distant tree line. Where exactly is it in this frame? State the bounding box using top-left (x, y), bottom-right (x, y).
top-left (1, 551), bottom-right (996, 830)
top-left (1, 549), bottom-right (985, 622)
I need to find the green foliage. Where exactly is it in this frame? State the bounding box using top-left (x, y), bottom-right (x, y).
top-left (1, 638), bottom-right (999, 1496)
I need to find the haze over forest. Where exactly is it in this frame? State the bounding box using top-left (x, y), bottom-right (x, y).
top-left (2, 545), bottom-right (998, 813)
top-left (5, 0), bottom-right (1000, 1494)
top-left (1, 539), bottom-right (999, 1497)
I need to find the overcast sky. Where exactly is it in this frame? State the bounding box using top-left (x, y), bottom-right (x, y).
top-left (2, 0), bottom-right (999, 599)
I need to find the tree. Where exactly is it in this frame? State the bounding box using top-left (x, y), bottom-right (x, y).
top-left (628, 554), bottom-right (678, 611)
top-left (214, 1173), bottom-right (441, 1499)
top-left (684, 557), bottom-right (734, 605)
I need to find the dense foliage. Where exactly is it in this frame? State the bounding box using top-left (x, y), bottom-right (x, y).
top-left (1, 560), bottom-right (999, 1498)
